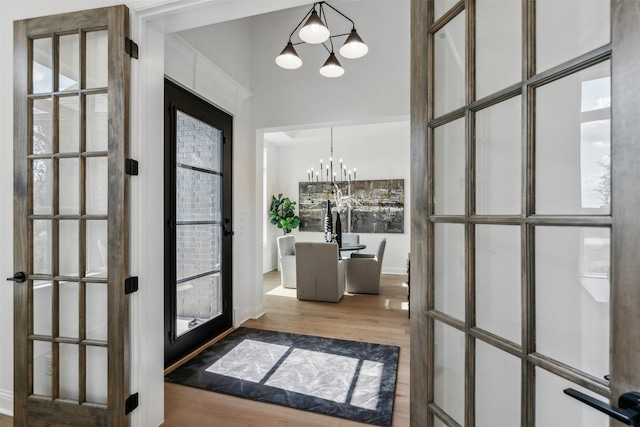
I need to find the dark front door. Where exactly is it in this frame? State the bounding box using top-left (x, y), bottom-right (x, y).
top-left (164, 79), bottom-right (233, 367)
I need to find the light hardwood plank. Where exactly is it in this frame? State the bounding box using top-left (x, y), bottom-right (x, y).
top-left (0, 413), bottom-right (12, 427)
top-left (163, 270), bottom-right (410, 427)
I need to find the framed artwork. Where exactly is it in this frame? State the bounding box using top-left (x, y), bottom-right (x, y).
top-left (298, 179), bottom-right (404, 233)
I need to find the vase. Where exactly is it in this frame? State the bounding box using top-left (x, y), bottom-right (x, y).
top-left (335, 213), bottom-right (342, 248)
top-left (324, 199), bottom-right (333, 242)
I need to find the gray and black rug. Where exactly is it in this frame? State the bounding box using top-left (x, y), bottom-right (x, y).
top-left (165, 327), bottom-right (400, 427)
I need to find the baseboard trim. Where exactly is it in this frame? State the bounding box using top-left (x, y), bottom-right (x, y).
top-left (382, 268), bottom-right (408, 275)
top-left (0, 388), bottom-right (13, 417)
top-left (235, 304), bottom-right (265, 326)
top-left (164, 327), bottom-right (235, 375)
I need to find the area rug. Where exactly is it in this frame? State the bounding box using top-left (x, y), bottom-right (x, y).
top-left (165, 327), bottom-right (400, 427)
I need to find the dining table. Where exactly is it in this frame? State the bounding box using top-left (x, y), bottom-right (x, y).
top-left (338, 243), bottom-right (366, 259)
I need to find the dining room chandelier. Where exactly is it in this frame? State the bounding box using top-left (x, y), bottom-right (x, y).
top-left (307, 128), bottom-right (357, 183)
top-left (275, 1), bottom-right (369, 78)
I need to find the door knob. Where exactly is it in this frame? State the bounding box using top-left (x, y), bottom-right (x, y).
top-left (6, 272), bottom-right (27, 283)
top-left (564, 388), bottom-right (640, 426)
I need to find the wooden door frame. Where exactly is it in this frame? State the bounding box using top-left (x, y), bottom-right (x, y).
top-left (13, 6), bottom-right (131, 426)
top-left (410, 0), bottom-right (640, 425)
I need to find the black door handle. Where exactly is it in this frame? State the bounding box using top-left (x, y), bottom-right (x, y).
top-left (223, 218), bottom-right (234, 237)
top-left (6, 272), bottom-right (27, 283)
top-left (564, 388), bottom-right (640, 426)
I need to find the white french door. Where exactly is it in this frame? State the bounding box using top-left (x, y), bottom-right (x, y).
top-left (411, 0), bottom-right (640, 426)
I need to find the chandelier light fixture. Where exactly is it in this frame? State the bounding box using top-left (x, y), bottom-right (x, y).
top-left (307, 128), bottom-right (357, 183)
top-left (275, 1), bottom-right (369, 78)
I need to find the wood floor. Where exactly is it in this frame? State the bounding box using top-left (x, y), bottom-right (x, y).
top-left (0, 271), bottom-right (410, 427)
top-left (0, 413), bottom-right (11, 427)
top-left (162, 270), bottom-right (411, 427)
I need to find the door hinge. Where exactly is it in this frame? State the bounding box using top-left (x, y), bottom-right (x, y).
top-left (125, 38), bottom-right (139, 59)
top-left (125, 277), bottom-right (139, 295)
top-left (125, 392), bottom-right (139, 415)
top-left (126, 159), bottom-right (139, 176)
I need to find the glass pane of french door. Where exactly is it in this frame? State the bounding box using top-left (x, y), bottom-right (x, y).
top-left (29, 32), bottom-right (110, 402)
top-left (174, 110), bottom-right (223, 337)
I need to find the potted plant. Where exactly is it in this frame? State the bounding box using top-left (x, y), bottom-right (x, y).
top-left (269, 193), bottom-right (301, 235)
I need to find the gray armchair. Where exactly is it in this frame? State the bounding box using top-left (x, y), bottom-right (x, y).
top-left (277, 235), bottom-right (296, 288)
top-left (345, 238), bottom-right (386, 294)
top-left (295, 242), bottom-right (345, 302)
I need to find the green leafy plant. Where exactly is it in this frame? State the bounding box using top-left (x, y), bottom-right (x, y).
top-left (269, 193), bottom-right (301, 235)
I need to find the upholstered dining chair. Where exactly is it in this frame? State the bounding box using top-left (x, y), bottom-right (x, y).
top-left (295, 242), bottom-right (345, 302)
top-left (277, 235), bottom-right (296, 288)
top-left (345, 238), bottom-right (386, 294)
top-left (340, 233), bottom-right (360, 257)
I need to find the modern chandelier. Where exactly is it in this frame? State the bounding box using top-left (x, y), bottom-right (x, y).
top-left (275, 1), bottom-right (369, 78)
top-left (307, 128), bottom-right (357, 183)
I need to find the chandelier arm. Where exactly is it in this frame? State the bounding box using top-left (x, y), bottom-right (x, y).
top-left (321, 41), bottom-right (332, 54)
top-left (320, 1), bottom-right (356, 29)
top-left (291, 33), bottom-right (348, 48)
top-left (318, 3), bottom-right (335, 52)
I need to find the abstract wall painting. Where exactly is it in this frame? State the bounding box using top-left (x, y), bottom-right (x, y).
top-left (298, 179), bottom-right (404, 234)
top-left (298, 182), bottom-right (344, 232)
top-left (349, 179), bottom-right (404, 234)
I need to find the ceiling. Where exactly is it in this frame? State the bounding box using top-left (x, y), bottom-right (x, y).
top-left (264, 120), bottom-right (408, 147)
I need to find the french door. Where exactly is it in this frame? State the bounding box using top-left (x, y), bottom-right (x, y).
top-left (164, 79), bottom-right (233, 367)
top-left (12, 6), bottom-right (132, 426)
top-left (411, 0), bottom-right (640, 426)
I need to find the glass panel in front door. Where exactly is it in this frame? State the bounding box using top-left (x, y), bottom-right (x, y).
top-left (175, 110), bottom-right (223, 337)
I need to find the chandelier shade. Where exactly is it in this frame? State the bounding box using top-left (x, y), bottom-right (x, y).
top-left (275, 42), bottom-right (303, 69)
top-left (339, 29), bottom-right (368, 59)
top-left (298, 9), bottom-right (330, 44)
top-left (319, 52), bottom-right (344, 78)
top-left (275, 1), bottom-right (368, 78)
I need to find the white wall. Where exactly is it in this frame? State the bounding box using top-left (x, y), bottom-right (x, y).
top-left (266, 121), bottom-right (410, 274)
top-left (176, 18), bottom-right (252, 90)
top-left (263, 141), bottom-right (281, 273)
